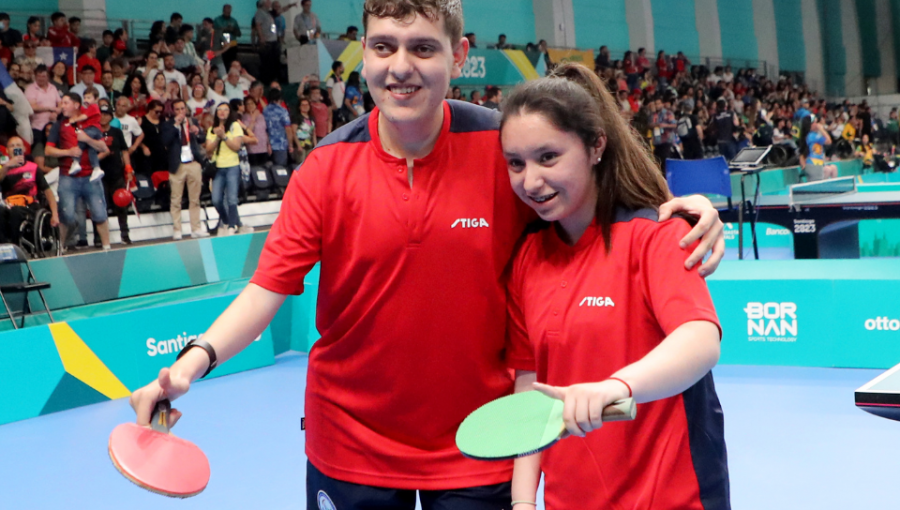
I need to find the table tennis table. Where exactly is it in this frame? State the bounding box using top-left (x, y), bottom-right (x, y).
top-left (718, 176), bottom-right (900, 258)
top-left (856, 362), bottom-right (900, 421)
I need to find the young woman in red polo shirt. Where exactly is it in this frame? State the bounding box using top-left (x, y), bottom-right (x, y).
top-left (501, 62), bottom-right (729, 510)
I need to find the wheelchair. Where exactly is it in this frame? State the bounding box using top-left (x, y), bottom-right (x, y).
top-left (16, 205), bottom-right (61, 259)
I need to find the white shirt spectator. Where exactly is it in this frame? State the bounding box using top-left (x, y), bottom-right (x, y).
top-left (149, 69), bottom-right (187, 88)
top-left (225, 80), bottom-right (248, 100)
top-left (207, 90), bottom-right (230, 108)
top-left (70, 81), bottom-right (109, 100)
top-left (116, 113), bottom-right (143, 146)
top-left (722, 71), bottom-right (734, 83)
top-left (326, 77), bottom-right (345, 110)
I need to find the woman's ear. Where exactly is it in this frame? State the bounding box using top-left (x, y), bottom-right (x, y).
top-left (592, 134), bottom-right (608, 163)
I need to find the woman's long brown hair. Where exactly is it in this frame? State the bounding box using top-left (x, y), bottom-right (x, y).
top-left (500, 62), bottom-right (672, 251)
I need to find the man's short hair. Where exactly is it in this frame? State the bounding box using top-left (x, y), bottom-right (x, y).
top-left (331, 60), bottom-right (343, 73)
top-left (267, 87), bottom-right (282, 103)
top-left (172, 98), bottom-right (186, 109)
top-left (51, 12), bottom-right (66, 23)
top-left (171, 12), bottom-right (182, 22)
top-left (179, 24), bottom-right (194, 36)
top-left (160, 53), bottom-right (174, 60)
top-left (203, 17), bottom-right (214, 25)
top-left (64, 92), bottom-right (83, 105)
top-left (0, 13), bottom-right (11, 22)
top-left (81, 64), bottom-right (96, 74)
top-left (364, 0), bottom-right (464, 44)
top-left (69, 16), bottom-right (81, 24)
top-left (347, 25), bottom-right (358, 33)
top-left (83, 87), bottom-right (99, 99)
top-left (34, 64), bottom-right (49, 75)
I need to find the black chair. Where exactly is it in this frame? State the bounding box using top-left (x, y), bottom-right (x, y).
top-left (0, 244), bottom-right (54, 329)
top-left (250, 165), bottom-right (274, 201)
top-left (271, 165), bottom-right (291, 193)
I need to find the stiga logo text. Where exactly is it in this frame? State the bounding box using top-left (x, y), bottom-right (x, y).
top-left (451, 218), bottom-right (489, 228)
top-left (744, 302), bottom-right (798, 342)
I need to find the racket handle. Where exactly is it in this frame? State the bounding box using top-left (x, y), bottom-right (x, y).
top-left (601, 398), bottom-right (637, 422)
top-left (150, 399), bottom-right (172, 433)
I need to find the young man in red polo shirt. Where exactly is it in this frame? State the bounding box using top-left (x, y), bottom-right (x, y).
top-left (129, 1), bottom-right (726, 508)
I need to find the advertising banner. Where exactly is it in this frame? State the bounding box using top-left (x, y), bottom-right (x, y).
top-left (546, 48), bottom-right (595, 66)
top-left (0, 292), bottom-right (274, 425)
top-left (450, 49), bottom-right (544, 87)
top-left (709, 260), bottom-right (900, 369)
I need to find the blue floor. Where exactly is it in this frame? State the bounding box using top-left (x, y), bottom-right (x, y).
top-left (1, 353), bottom-right (897, 509)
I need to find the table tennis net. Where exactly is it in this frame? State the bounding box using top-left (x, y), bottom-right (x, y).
top-left (789, 177), bottom-right (857, 205)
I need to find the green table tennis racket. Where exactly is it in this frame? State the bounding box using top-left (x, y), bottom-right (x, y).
top-left (456, 390), bottom-right (636, 460)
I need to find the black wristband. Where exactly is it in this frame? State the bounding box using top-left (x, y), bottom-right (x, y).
top-left (176, 338), bottom-right (218, 378)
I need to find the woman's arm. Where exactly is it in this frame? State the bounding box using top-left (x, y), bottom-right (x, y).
top-left (534, 320), bottom-right (720, 437)
top-left (511, 370), bottom-right (542, 510)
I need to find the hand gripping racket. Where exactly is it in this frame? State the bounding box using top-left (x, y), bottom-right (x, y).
top-left (456, 390), bottom-right (636, 460)
top-left (108, 399), bottom-right (210, 497)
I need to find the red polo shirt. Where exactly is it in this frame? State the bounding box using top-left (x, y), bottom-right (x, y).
top-left (506, 211), bottom-right (728, 510)
top-left (251, 100), bottom-right (534, 489)
top-left (46, 118), bottom-right (94, 176)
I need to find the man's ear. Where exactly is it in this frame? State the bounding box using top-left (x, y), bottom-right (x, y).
top-left (449, 37), bottom-right (469, 81)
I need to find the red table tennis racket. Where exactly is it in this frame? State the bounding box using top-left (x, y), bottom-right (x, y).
top-left (108, 399), bottom-right (210, 498)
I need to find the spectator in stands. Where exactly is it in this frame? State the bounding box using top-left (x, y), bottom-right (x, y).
top-left (229, 60), bottom-right (256, 87)
top-left (171, 38), bottom-right (195, 74)
top-left (177, 26), bottom-right (203, 70)
top-left (343, 71), bottom-right (364, 118)
top-left (49, 60), bottom-right (70, 96)
top-left (253, 0), bottom-right (281, 86)
top-left (0, 38), bottom-right (11, 67)
top-left (71, 65), bottom-right (108, 100)
top-left (339, 26), bottom-right (359, 41)
top-left (101, 71), bottom-right (118, 103)
top-left (159, 53), bottom-right (188, 95)
top-left (326, 61), bottom-right (347, 128)
top-left (198, 18), bottom-right (215, 51)
top-left (650, 96), bottom-right (677, 172)
top-left (97, 103), bottom-right (133, 244)
top-left (68, 17), bottom-right (81, 39)
top-left (25, 65), bottom-right (60, 146)
top-left (225, 69), bottom-right (249, 100)
top-left (623, 50), bottom-right (639, 91)
top-left (138, 99), bottom-right (169, 175)
top-left (271, 2), bottom-right (295, 45)
top-left (677, 101), bottom-right (703, 159)
top-left (308, 87), bottom-right (331, 139)
top-left (205, 102), bottom-right (251, 236)
top-left (243, 96), bottom-right (269, 166)
top-left (465, 32), bottom-right (477, 49)
top-left (262, 87), bottom-right (291, 167)
top-left (188, 82), bottom-right (212, 118)
top-left (97, 30), bottom-right (114, 63)
top-left (714, 98), bottom-right (739, 161)
top-left (291, 96), bottom-right (315, 164)
top-left (33, 121), bottom-right (60, 174)
top-left (636, 47), bottom-right (650, 73)
top-left (23, 16), bottom-right (44, 45)
top-left (45, 92), bottom-right (111, 251)
top-left (595, 46), bottom-right (611, 71)
top-left (162, 99), bottom-right (207, 240)
top-left (124, 74), bottom-right (149, 118)
top-left (208, 78), bottom-right (230, 108)
top-left (492, 34), bottom-right (509, 50)
top-left (109, 58), bottom-right (127, 93)
top-left (16, 39), bottom-right (44, 70)
top-left (888, 108), bottom-right (899, 146)
top-left (138, 51), bottom-right (162, 82)
top-left (215, 4), bottom-right (242, 68)
top-left (115, 95), bottom-right (144, 153)
top-left (0, 13), bottom-right (23, 48)
top-left (76, 39), bottom-right (101, 84)
top-left (48, 12), bottom-right (79, 48)
top-left (482, 86), bottom-right (502, 111)
top-left (294, 0), bottom-right (322, 43)
top-left (470, 89), bottom-right (482, 105)
top-left (149, 72), bottom-right (168, 101)
top-left (0, 136), bottom-right (59, 245)
top-left (799, 115), bottom-right (837, 181)
top-left (166, 13), bottom-right (184, 44)
top-left (163, 79), bottom-right (185, 118)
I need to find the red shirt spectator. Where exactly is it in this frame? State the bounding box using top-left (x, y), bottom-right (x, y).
top-left (77, 54), bottom-right (102, 79)
top-left (657, 57), bottom-right (670, 81)
top-left (47, 26), bottom-right (79, 48)
top-left (310, 98), bottom-right (330, 139)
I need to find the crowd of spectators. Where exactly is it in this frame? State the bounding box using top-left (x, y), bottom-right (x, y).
top-left (3, 6), bottom-right (900, 255)
top-left (0, 5), bottom-right (351, 252)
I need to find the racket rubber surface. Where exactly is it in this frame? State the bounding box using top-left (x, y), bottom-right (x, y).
top-left (108, 400), bottom-right (210, 498)
top-left (456, 391), bottom-right (636, 461)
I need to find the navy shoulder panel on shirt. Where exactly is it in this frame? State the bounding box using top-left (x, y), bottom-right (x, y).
top-left (316, 113), bottom-right (371, 148)
top-left (447, 100), bottom-right (501, 133)
top-left (614, 207), bottom-right (659, 223)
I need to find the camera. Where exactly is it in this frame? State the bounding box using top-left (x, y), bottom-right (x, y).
top-left (12, 147), bottom-right (23, 157)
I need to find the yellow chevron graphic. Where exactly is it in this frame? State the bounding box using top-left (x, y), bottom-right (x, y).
top-left (336, 41), bottom-right (364, 81)
top-left (502, 50), bottom-right (540, 81)
top-left (49, 323), bottom-right (131, 399)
